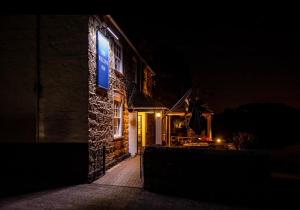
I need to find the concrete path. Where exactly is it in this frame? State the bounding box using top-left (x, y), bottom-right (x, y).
top-left (94, 155), bottom-right (143, 188)
top-left (0, 184), bottom-right (253, 210)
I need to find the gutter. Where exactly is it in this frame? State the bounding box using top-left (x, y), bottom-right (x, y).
top-left (35, 15), bottom-right (41, 143)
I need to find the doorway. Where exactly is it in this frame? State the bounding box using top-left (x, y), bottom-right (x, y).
top-left (146, 113), bottom-right (155, 146)
top-left (137, 112), bottom-right (156, 153)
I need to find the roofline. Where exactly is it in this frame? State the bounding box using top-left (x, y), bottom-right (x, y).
top-left (166, 111), bottom-right (213, 115)
top-left (105, 15), bottom-right (155, 76)
top-left (132, 107), bottom-right (169, 110)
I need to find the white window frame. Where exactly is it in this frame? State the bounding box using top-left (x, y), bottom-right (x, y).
top-left (113, 98), bottom-right (123, 138)
top-left (111, 40), bottom-right (123, 73)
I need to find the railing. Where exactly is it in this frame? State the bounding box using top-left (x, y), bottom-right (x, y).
top-left (140, 146), bottom-right (145, 179)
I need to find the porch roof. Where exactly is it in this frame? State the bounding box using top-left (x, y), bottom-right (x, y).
top-left (130, 92), bottom-right (168, 110)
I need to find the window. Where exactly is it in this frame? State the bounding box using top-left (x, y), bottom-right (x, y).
top-left (143, 68), bottom-right (153, 96)
top-left (113, 99), bottom-right (123, 137)
top-left (133, 57), bottom-right (138, 84)
top-left (112, 40), bottom-right (122, 73)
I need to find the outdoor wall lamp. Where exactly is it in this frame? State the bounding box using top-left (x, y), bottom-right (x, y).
top-left (98, 24), bottom-right (119, 40)
top-left (107, 27), bottom-right (119, 40)
top-left (156, 112), bottom-right (161, 118)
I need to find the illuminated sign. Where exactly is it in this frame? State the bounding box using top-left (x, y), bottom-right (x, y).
top-left (97, 31), bottom-right (110, 89)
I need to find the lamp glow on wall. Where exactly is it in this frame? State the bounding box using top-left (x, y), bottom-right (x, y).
top-left (156, 112), bottom-right (161, 118)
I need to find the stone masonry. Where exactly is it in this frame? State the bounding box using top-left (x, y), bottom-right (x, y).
top-left (88, 16), bottom-right (130, 181)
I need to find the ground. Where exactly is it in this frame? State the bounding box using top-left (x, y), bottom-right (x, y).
top-left (94, 156), bottom-right (143, 188)
top-left (1, 154), bottom-right (298, 209)
top-left (0, 184), bottom-right (254, 210)
top-left (0, 156), bottom-right (254, 210)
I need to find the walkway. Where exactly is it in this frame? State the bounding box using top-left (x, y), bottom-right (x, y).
top-left (94, 155), bottom-right (143, 188)
top-left (0, 184), bottom-right (253, 210)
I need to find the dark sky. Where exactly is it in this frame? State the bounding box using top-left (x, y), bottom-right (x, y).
top-left (114, 11), bottom-right (300, 113)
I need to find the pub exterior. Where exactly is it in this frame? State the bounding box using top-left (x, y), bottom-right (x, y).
top-left (0, 15), bottom-right (165, 190)
top-left (88, 15), bottom-right (167, 180)
top-left (0, 15), bottom-right (214, 193)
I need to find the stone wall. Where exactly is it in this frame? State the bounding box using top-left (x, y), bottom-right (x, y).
top-left (39, 15), bottom-right (89, 143)
top-left (0, 15), bottom-right (89, 143)
top-left (88, 16), bottom-right (132, 181)
top-left (0, 16), bottom-right (90, 194)
top-left (0, 15), bottom-right (37, 143)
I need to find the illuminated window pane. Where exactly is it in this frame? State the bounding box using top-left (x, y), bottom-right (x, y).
top-left (113, 100), bottom-right (122, 137)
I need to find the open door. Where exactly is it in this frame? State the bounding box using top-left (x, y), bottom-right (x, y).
top-left (137, 114), bottom-right (143, 154)
top-left (146, 113), bottom-right (155, 146)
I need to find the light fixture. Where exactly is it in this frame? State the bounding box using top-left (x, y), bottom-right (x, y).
top-left (156, 113), bottom-right (161, 118)
top-left (107, 27), bottom-right (119, 40)
top-left (216, 138), bottom-right (221, 143)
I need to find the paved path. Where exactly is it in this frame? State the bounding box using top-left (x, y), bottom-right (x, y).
top-left (0, 184), bottom-right (253, 210)
top-left (94, 155), bottom-right (143, 188)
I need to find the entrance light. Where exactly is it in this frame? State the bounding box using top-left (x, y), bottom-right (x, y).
top-left (156, 113), bottom-right (161, 118)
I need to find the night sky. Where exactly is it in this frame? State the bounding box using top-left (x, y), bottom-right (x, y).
top-left (114, 10), bottom-right (300, 113)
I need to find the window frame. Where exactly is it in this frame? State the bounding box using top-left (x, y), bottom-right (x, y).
top-left (111, 39), bottom-right (123, 74)
top-left (113, 95), bottom-right (123, 138)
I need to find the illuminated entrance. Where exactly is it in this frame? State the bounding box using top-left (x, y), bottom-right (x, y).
top-left (129, 109), bottom-right (166, 156)
top-left (128, 90), bottom-right (167, 156)
top-left (136, 112), bottom-right (156, 154)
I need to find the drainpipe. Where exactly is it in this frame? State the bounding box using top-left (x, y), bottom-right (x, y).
top-left (35, 15), bottom-right (41, 143)
top-left (168, 115), bottom-right (171, 146)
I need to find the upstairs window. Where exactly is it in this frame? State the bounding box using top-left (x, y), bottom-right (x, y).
top-left (112, 41), bottom-right (122, 73)
top-left (133, 57), bottom-right (138, 84)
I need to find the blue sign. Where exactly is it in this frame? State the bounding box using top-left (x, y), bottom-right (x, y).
top-left (97, 31), bottom-right (110, 89)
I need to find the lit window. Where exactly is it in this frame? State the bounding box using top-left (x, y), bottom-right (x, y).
top-left (113, 100), bottom-right (123, 137)
top-left (112, 41), bottom-right (122, 73)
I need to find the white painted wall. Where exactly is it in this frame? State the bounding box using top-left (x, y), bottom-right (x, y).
top-left (129, 112), bottom-right (137, 156)
top-left (155, 112), bottom-right (162, 145)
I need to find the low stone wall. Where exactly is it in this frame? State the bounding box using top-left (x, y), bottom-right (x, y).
top-left (143, 146), bottom-right (270, 205)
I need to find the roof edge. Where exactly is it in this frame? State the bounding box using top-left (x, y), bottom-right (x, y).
top-left (105, 15), bottom-right (155, 75)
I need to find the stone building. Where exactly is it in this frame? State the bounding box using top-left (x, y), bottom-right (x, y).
top-left (0, 15), bottom-right (165, 192)
top-left (87, 15), bottom-right (166, 180)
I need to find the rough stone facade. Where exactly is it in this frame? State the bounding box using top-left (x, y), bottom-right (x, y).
top-left (88, 16), bottom-right (133, 181)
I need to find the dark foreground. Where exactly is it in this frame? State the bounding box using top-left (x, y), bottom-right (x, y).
top-left (0, 183), bottom-right (255, 210)
top-left (0, 181), bottom-right (299, 210)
